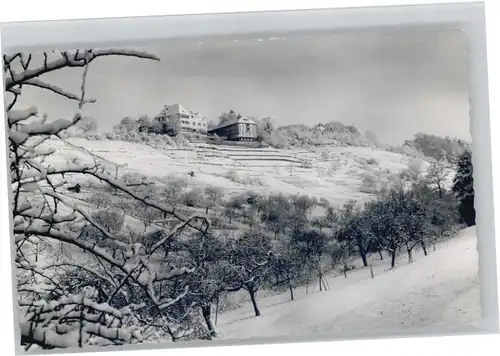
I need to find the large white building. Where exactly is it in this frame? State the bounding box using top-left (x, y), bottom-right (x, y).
top-left (154, 103), bottom-right (208, 134)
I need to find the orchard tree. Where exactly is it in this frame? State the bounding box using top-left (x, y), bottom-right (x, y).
top-left (288, 194), bottom-right (316, 233)
top-left (223, 195), bottom-right (245, 224)
top-left (269, 244), bottom-right (304, 301)
top-left (260, 194), bottom-right (291, 238)
top-left (181, 233), bottom-right (227, 338)
top-left (291, 229), bottom-right (329, 292)
top-left (162, 177), bottom-right (188, 214)
top-left (336, 201), bottom-right (372, 267)
top-left (204, 186), bottom-right (224, 214)
top-left (223, 232), bottom-right (272, 317)
top-left (363, 192), bottom-right (405, 268)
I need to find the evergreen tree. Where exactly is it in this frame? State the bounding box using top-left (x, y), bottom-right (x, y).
top-left (452, 149), bottom-right (476, 226)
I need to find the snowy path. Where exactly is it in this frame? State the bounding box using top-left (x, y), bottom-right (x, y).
top-left (216, 227), bottom-right (480, 340)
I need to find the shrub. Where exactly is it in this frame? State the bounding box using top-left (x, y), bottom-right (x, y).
top-left (182, 188), bottom-right (205, 207)
top-left (88, 193), bottom-right (113, 208)
top-left (303, 160), bottom-right (313, 169)
top-left (360, 172), bottom-right (379, 194)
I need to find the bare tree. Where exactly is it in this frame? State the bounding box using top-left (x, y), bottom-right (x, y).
top-left (204, 186), bottom-right (224, 215)
top-left (162, 178), bottom-right (188, 214)
top-left (5, 49), bottom-right (210, 349)
top-left (426, 160), bottom-right (448, 198)
top-left (178, 233), bottom-right (228, 339)
top-left (182, 188), bottom-right (204, 208)
top-left (222, 195), bottom-right (245, 224)
top-left (261, 117), bottom-right (275, 136)
top-left (400, 158), bottom-right (424, 184)
top-left (76, 116), bottom-right (98, 135)
top-left (269, 244), bottom-right (304, 301)
top-left (291, 229), bottom-right (329, 292)
top-left (222, 232), bottom-right (272, 317)
top-left (363, 193), bottom-right (405, 268)
top-left (336, 201), bottom-right (373, 267)
top-left (288, 194), bottom-right (316, 233)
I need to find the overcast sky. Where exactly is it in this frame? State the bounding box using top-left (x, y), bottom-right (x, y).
top-left (12, 27), bottom-right (471, 145)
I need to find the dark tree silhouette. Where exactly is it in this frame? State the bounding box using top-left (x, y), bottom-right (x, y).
top-left (452, 149), bottom-right (475, 226)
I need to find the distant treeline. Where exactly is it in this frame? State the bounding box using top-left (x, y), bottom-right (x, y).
top-left (70, 113), bottom-right (470, 164)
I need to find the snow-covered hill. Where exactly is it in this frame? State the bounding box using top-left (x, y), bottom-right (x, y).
top-left (42, 137), bottom-right (451, 207)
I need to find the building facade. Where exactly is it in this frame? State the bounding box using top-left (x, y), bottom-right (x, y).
top-left (154, 104), bottom-right (208, 134)
top-left (208, 115), bottom-right (258, 141)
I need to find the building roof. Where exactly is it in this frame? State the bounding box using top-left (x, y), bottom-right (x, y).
top-left (157, 103), bottom-right (203, 118)
top-left (209, 115), bottom-right (257, 131)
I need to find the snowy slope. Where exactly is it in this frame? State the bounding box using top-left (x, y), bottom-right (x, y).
top-left (28, 137), bottom-right (477, 342)
top-left (215, 227), bottom-right (480, 341)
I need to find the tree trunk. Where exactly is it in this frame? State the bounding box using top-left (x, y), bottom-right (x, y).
top-left (378, 250), bottom-right (384, 260)
top-left (321, 277), bottom-right (328, 291)
top-left (215, 295), bottom-right (220, 326)
top-left (248, 288), bottom-right (261, 317)
top-left (305, 270), bottom-right (311, 294)
top-left (205, 206), bottom-right (209, 214)
top-left (360, 249), bottom-right (368, 267)
top-left (370, 264), bottom-right (374, 279)
top-left (201, 303), bottom-right (217, 337)
top-left (407, 248), bottom-right (413, 263)
top-left (289, 284), bottom-right (295, 301)
top-left (420, 240), bottom-right (428, 256)
top-left (391, 250), bottom-right (396, 268)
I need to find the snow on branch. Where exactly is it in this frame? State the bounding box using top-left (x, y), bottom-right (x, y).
top-left (7, 106), bottom-right (38, 125)
top-left (44, 262), bottom-right (118, 289)
top-left (23, 79), bottom-right (97, 104)
top-left (6, 47), bottom-right (212, 349)
top-left (5, 49), bottom-right (160, 90)
top-left (17, 113), bottom-right (82, 136)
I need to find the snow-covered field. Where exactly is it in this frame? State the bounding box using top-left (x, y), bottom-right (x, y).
top-left (42, 138), bottom-right (448, 207)
top-left (216, 227), bottom-right (480, 341)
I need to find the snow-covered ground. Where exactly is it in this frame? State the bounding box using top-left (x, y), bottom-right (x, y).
top-left (41, 138), bottom-right (451, 208)
top-left (215, 227), bottom-right (480, 341)
top-left (37, 137), bottom-right (476, 342)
